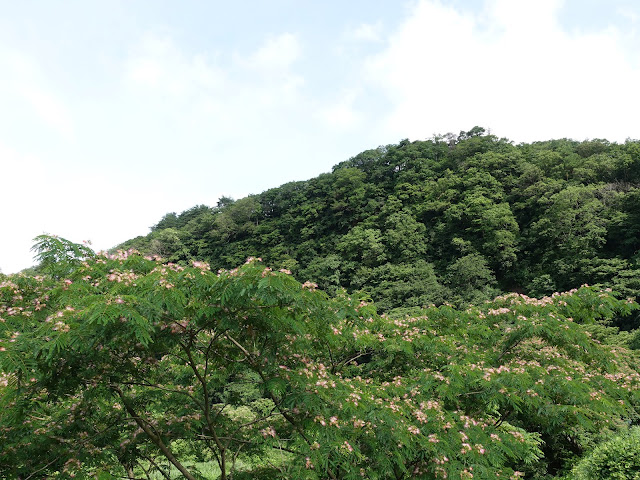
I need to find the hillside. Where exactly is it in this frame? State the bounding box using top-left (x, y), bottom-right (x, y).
top-left (3, 128), bottom-right (640, 478)
top-left (119, 128), bottom-right (640, 317)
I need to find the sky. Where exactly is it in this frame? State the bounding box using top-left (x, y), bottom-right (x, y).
top-left (1, 0), bottom-right (639, 274)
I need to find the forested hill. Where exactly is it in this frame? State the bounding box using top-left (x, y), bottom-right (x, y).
top-left (119, 128), bottom-right (640, 314)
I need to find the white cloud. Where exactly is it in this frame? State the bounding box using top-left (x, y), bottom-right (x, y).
top-left (125, 34), bottom-right (225, 96)
top-left (1, 30), bottom-right (311, 272)
top-left (351, 22), bottom-right (384, 43)
top-left (246, 33), bottom-right (302, 70)
top-left (366, 0), bottom-right (640, 143)
top-left (617, 6), bottom-right (640, 24)
top-left (0, 135), bottom-right (210, 273)
top-left (0, 142), bottom-right (51, 273)
top-left (17, 84), bottom-right (75, 140)
top-left (488, 0), bottom-right (563, 34)
top-left (125, 32), bottom-right (304, 111)
top-left (115, 30), bottom-right (332, 208)
top-left (128, 57), bottom-right (164, 87)
top-left (237, 33), bottom-right (305, 106)
top-left (0, 47), bottom-right (75, 141)
top-left (318, 90), bottom-right (363, 130)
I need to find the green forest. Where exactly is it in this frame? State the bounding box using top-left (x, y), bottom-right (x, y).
top-left (2, 128), bottom-right (640, 479)
top-left (119, 128), bottom-right (640, 316)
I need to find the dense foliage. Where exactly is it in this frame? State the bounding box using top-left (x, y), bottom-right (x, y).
top-left (118, 129), bottom-right (640, 318)
top-left (570, 427), bottom-right (640, 479)
top-left (1, 237), bottom-right (640, 478)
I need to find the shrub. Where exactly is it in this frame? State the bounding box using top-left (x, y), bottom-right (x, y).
top-left (571, 427), bottom-right (640, 480)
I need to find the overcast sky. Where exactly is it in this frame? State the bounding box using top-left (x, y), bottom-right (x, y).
top-left (1, 0), bottom-right (639, 273)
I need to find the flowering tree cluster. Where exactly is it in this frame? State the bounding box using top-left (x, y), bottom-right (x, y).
top-left (1, 236), bottom-right (639, 479)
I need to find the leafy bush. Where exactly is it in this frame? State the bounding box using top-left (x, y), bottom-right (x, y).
top-left (571, 427), bottom-right (640, 479)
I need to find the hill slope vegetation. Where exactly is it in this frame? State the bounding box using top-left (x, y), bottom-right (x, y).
top-left (3, 129), bottom-right (640, 478)
top-left (121, 128), bottom-right (640, 317)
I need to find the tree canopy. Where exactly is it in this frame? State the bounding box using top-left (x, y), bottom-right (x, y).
top-left (1, 236), bottom-right (640, 478)
top-left (117, 131), bottom-right (640, 320)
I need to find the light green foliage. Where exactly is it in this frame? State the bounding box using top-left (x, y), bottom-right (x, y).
top-left (571, 428), bottom-right (640, 479)
top-left (527, 274), bottom-right (557, 298)
top-left (299, 253), bottom-right (343, 294)
top-left (446, 253), bottom-right (498, 304)
top-left (31, 233), bottom-right (95, 277)
top-left (531, 185), bottom-right (611, 264)
top-left (383, 211), bottom-right (427, 261)
top-left (352, 260), bottom-right (447, 312)
top-left (337, 226), bottom-right (387, 266)
top-left (2, 237), bottom-right (640, 479)
top-left (148, 227), bottom-right (191, 262)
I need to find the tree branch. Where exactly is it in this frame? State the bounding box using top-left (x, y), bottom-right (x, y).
top-left (112, 385), bottom-right (198, 480)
